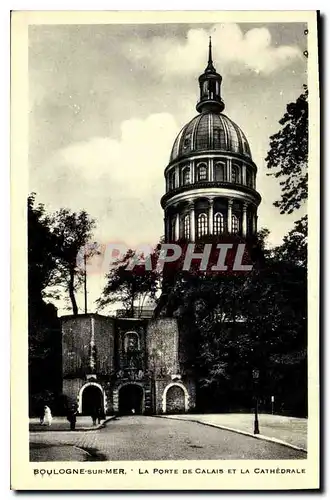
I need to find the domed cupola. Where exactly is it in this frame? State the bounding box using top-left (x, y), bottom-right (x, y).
top-left (161, 38), bottom-right (261, 243)
top-left (196, 37), bottom-right (225, 114)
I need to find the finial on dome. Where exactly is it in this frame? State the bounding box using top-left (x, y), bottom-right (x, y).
top-left (206, 36), bottom-right (216, 73)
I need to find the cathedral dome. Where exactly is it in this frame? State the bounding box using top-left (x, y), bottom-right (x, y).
top-left (170, 111), bottom-right (252, 163)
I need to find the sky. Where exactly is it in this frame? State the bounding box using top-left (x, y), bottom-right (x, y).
top-left (29, 21), bottom-right (308, 315)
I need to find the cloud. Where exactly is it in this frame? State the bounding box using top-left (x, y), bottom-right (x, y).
top-left (126, 23), bottom-right (302, 76)
top-left (31, 113), bottom-right (178, 246)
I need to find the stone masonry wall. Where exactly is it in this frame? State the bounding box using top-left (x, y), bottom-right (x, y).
top-left (146, 318), bottom-right (179, 376)
top-left (62, 377), bottom-right (84, 406)
top-left (93, 315), bottom-right (115, 376)
top-left (61, 314), bottom-right (115, 379)
top-left (62, 315), bottom-right (92, 378)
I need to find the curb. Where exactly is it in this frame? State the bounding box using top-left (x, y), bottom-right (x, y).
top-left (29, 415), bottom-right (117, 433)
top-left (97, 415), bottom-right (117, 429)
top-left (157, 415), bottom-right (307, 454)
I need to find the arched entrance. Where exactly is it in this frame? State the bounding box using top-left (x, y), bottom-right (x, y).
top-left (80, 384), bottom-right (104, 416)
top-left (164, 384), bottom-right (187, 414)
top-left (118, 384), bottom-right (143, 415)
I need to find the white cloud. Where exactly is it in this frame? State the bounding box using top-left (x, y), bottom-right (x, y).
top-left (127, 24), bottom-right (302, 76)
top-left (32, 113), bottom-right (178, 247)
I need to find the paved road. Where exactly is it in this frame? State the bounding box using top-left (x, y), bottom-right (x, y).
top-left (30, 416), bottom-right (306, 461)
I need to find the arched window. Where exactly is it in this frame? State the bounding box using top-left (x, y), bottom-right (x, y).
top-left (208, 80), bottom-right (216, 99)
top-left (197, 163), bottom-right (207, 182)
top-left (197, 213), bottom-right (208, 238)
top-left (169, 170), bottom-right (176, 190)
top-left (124, 332), bottom-right (140, 352)
top-left (182, 166), bottom-right (191, 186)
top-left (214, 162), bottom-right (225, 181)
top-left (232, 214), bottom-right (239, 234)
top-left (184, 214), bottom-right (190, 240)
top-left (232, 165), bottom-right (240, 183)
top-left (214, 212), bottom-right (224, 235)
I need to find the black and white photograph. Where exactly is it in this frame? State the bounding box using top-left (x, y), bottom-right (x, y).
top-left (11, 10), bottom-right (320, 491)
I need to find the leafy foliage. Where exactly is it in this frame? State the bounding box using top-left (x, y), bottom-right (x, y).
top-left (97, 249), bottom-right (160, 317)
top-left (28, 193), bottom-right (58, 300)
top-left (158, 230), bottom-right (307, 416)
top-left (265, 85), bottom-right (308, 214)
top-left (49, 209), bottom-right (97, 315)
top-left (273, 215), bottom-right (307, 267)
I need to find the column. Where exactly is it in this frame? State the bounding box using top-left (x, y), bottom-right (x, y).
top-left (210, 159), bottom-right (214, 181)
top-left (208, 198), bottom-right (214, 235)
top-left (175, 165), bottom-right (180, 188)
top-left (227, 158), bottom-right (232, 183)
top-left (227, 199), bottom-right (233, 233)
top-left (175, 211), bottom-right (180, 241)
top-left (242, 203), bottom-right (247, 237)
top-left (189, 202), bottom-right (195, 242)
top-left (242, 164), bottom-right (247, 185)
top-left (208, 159), bottom-right (212, 182)
top-left (191, 161), bottom-right (195, 184)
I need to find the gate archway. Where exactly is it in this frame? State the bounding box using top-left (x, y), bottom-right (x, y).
top-left (80, 383), bottom-right (104, 416)
top-left (163, 383), bottom-right (188, 413)
top-left (118, 384), bottom-right (143, 415)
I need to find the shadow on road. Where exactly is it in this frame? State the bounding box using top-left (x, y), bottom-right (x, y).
top-left (30, 442), bottom-right (107, 462)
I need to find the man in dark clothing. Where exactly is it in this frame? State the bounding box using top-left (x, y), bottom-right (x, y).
top-left (91, 408), bottom-right (98, 425)
top-left (97, 407), bottom-right (105, 425)
top-left (67, 405), bottom-right (78, 430)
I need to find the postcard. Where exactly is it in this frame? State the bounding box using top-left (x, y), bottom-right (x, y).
top-left (11, 10), bottom-right (319, 490)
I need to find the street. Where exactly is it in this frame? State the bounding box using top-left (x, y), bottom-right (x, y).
top-left (30, 416), bottom-right (306, 461)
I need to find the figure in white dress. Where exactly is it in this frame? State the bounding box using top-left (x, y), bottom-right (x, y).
top-left (42, 405), bottom-right (53, 426)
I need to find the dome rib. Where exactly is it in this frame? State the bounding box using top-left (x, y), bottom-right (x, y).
top-left (169, 111), bottom-right (252, 163)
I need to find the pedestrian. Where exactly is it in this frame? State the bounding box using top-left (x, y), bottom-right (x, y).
top-left (91, 407), bottom-right (98, 426)
top-left (42, 405), bottom-right (52, 426)
top-left (67, 405), bottom-right (78, 431)
top-left (97, 407), bottom-right (105, 424)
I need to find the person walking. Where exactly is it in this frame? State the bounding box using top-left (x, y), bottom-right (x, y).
top-left (67, 405), bottom-right (78, 431)
top-left (91, 407), bottom-right (98, 426)
top-left (97, 407), bottom-right (105, 425)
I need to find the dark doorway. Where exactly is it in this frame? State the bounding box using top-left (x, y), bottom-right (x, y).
top-left (166, 385), bottom-right (185, 414)
top-left (81, 385), bottom-right (103, 416)
top-left (119, 384), bottom-right (143, 415)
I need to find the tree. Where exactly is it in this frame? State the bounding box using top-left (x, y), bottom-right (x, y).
top-left (97, 249), bottom-right (160, 317)
top-left (265, 85), bottom-right (308, 214)
top-left (28, 193), bottom-right (58, 300)
top-left (158, 239), bottom-right (307, 415)
top-left (50, 209), bottom-right (96, 315)
top-left (273, 215), bottom-right (307, 267)
top-left (28, 194), bottom-right (62, 414)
